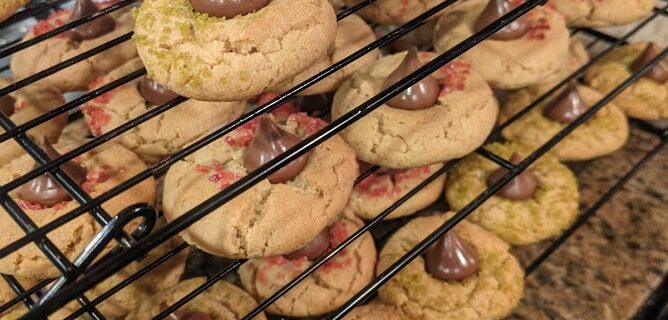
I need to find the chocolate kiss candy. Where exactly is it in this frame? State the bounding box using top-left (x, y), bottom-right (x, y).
top-left (0, 94), bottom-right (16, 116)
top-left (293, 93), bottom-right (334, 118)
top-left (474, 0), bottom-right (529, 41)
top-left (19, 137), bottom-right (88, 207)
top-left (542, 82), bottom-right (588, 124)
top-left (424, 231), bottom-right (479, 281)
top-left (139, 77), bottom-right (179, 106)
top-left (284, 228), bottom-right (330, 260)
top-left (69, 0), bottom-right (116, 41)
top-left (630, 43), bottom-right (668, 84)
top-left (243, 115), bottom-right (309, 183)
top-left (166, 310), bottom-right (213, 320)
top-left (190, 0), bottom-right (270, 18)
top-left (486, 153), bottom-right (538, 201)
top-left (381, 47), bottom-right (440, 110)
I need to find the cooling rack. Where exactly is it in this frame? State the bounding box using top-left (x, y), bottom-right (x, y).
top-left (0, 0), bottom-right (667, 319)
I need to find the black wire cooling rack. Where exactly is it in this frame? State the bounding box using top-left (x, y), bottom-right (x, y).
top-left (0, 0), bottom-right (667, 319)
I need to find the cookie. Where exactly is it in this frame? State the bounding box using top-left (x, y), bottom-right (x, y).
top-left (547, 0), bottom-right (655, 27)
top-left (445, 142), bottom-right (579, 245)
top-left (0, 279), bottom-right (80, 319)
top-left (0, 78), bottom-right (67, 168)
top-left (238, 218), bottom-right (376, 317)
top-left (58, 118), bottom-right (92, 149)
top-left (270, 14), bottom-right (378, 95)
top-left (434, 1), bottom-right (570, 89)
top-left (126, 278), bottom-right (267, 320)
top-left (584, 43), bottom-right (668, 120)
top-left (331, 50), bottom-right (498, 168)
top-left (342, 303), bottom-right (406, 320)
top-left (500, 84), bottom-right (629, 161)
top-left (0, 0), bottom-right (27, 22)
top-left (346, 163), bottom-right (445, 220)
top-left (10, 1), bottom-right (137, 92)
top-left (163, 113), bottom-right (358, 258)
top-left (0, 141), bottom-right (156, 279)
top-left (377, 213), bottom-right (524, 319)
top-left (82, 58), bottom-right (247, 164)
top-left (133, 0), bottom-right (337, 102)
top-left (525, 36), bottom-right (590, 97)
top-left (341, 0), bottom-right (445, 25)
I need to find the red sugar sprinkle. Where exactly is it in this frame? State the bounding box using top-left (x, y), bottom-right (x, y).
top-left (287, 112), bottom-right (327, 136)
top-left (257, 92), bottom-right (298, 122)
top-left (13, 101), bottom-right (28, 113)
top-left (356, 166), bottom-right (432, 197)
top-left (198, 160), bottom-right (242, 189)
top-left (82, 104), bottom-right (111, 137)
top-left (19, 200), bottom-right (44, 211)
top-left (32, 10), bottom-right (71, 37)
top-left (527, 16), bottom-right (550, 40)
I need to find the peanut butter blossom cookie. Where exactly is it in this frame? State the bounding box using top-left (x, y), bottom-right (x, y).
top-left (547, 0), bottom-right (654, 27)
top-left (332, 49), bottom-right (498, 168)
top-left (346, 162), bottom-right (446, 220)
top-left (82, 58), bottom-right (247, 164)
top-left (239, 218), bottom-right (376, 317)
top-left (341, 0), bottom-right (446, 25)
top-left (133, 0), bottom-right (338, 101)
top-left (377, 213), bottom-right (524, 320)
top-left (445, 142), bottom-right (579, 245)
top-left (501, 83), bottom-right (629, 161)
top-left (163, 113), bottom-right (358, 258)
top-left (11, 0), bottom-right (137, 92)
top-left (0, 78), bottom-right (67, 168)
top-left (585, 43), bottom-right (668, 120)
top-left (342, 303), bottom-right (407, 320)
top-left (434, 0), bottom-right (570, 89)
top-left (0, 0), bottom-right (28, 22)
top-left (126, 278), bottom-right (267, 320)
top-left (271, 14), bottom-right (379, 96)
top-left (0, 139), bottom-right (156, 279)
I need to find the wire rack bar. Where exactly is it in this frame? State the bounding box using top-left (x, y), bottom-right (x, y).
top-left (2, 274), bottom-right (36, 309)
top-left (475, 148), bottom-right (516, 170)
top-left (0, 279), bottom-right (50, 314)
top-left (0, 0), bottom-right (69, 30)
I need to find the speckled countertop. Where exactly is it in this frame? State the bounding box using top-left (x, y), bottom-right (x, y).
top-left (510, 127), bottom-right (668, 320)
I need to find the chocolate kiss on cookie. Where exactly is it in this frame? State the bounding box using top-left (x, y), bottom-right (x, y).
top-left (284, 228), bottom-right (330, 260)
top-left (486, 153), bottom-right (538, 201)
top-left (0, 94), bottom-right (16, 116)
top-left (381, 47), bottom-right (440, 110)
top-left (19, 137), bottom-right (87, 207)
top-left (543, 82), bottom-right (588, 124)
top-left (166, 310), bottom-right (214, 320)
top-left (424, 231), bottom-right (479, 281)
top-left (243, 115), bottom-right (309, 183)
top-left (474, 0), bottom-right (529, 41)
top-left (139, 77), bottom-right (179, 106)
top-left (69, 0), bottom-right (116, 41)
top-left (293, 93), bottom-right (334, 118)
top-left (631, 43), bottom-right (668, 84)
top-left (190, 0), bottom-right (270, 18)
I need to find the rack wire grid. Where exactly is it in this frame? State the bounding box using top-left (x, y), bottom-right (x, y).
top-left (0, 0), bottom-right (667, 319)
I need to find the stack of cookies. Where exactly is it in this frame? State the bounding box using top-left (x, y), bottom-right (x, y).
top-left (0, 0), bottom-right (666, 319)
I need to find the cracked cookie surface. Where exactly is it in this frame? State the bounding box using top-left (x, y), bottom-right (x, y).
top-left (547, 0), bottom-right (655, 27)
top-left (133, 0), bottom-right (337, 102)
top-left (584, 43), bottom-right (668, 120)
top-left (332, 51), bottom-right (498, 168)
top-left (10, 6), bottom-right (137, 92)
top-left (0, 142), bottom-right (156, 279)
top-left (342, 303), bottom-right (407, 320)
top-left (434, 3), bottom-right (569, 89)
top-left (445, 142), bottom-right (579, 245)
top-left (126, 278), bottom-right (267, 320)
top-left (162, 113), bottom-right (358, 258)
top-left (238, 218), bottom-right (376, 317)
top-left (501, 85), bottom-right (629, 161)
top-left (378, 213), bottom-right (524, 320)
top-left (82, 58), bottom-right (247, 164)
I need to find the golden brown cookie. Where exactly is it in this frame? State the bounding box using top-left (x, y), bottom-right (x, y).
top-left (238, 218), bottom-right (376, 317)
top-left (584, 43), bottom-right (668, 120)
top-left (163, 113), bottom-right (358, 258)
top-left (331, 51), bottom-right (498, 168)
top-left (0, 78), bottom-right (67, 168)
top-left (58, 118), bottom-right (92, 149)
top-left (377, 213), bottom-right (524, 320)
top-left (0, 0), bottom-right (27, 22)
top-left (126, 278), bottom-right (267, 320)
top-left (445, 142), bottom-right (579, 245)
top-left (346, 163), bottom-right (445, 220)
top-left (547, 0), bottom-right (655, 27)
top-left (133, 0), bottom-right (338, 101)
top-left (526, 36), bottom-right (590, 97)
top-left (0, 142), bottom-right (156, 279)
top-left (434, 2), bottom-right (570, 89)
top-left (271, 14), bottom-right (378, 95)
top-left (342, 303), bottom-right (406, 320)
top-left (501, 84), bottom-right (629, 161)
top-left (342, 0), bottom-right (445, 25)
top-left (10, 6), bottom-right (137, 92)
top-left (82, 58), bottom-right (247, 164)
